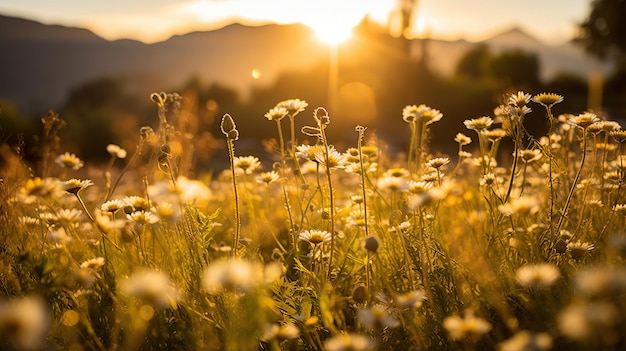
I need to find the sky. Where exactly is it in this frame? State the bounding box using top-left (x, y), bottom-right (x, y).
top-left (0, 0), bottom-right (592, 45)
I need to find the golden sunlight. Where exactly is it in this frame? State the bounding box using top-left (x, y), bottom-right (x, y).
top-left (300, 2), bottom-right (367, 45)
top-left (312, 19), bottom-right (355, 45)
top-left (251, 68), bottom-right (262, 80)
top-left (173, 0), bottom-right (395, 45)
top-left (300, 1), bottom-right (390, 45)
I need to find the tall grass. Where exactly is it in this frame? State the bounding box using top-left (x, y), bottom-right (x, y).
top-left (1, 91), bottom-right (625, 351)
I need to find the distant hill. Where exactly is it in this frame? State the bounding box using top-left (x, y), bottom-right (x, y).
top-left (410, 26), bottom-right (612, 82)
top-left (0, 15), bottom-right (327, 114)
top-left (0, 15), bottom-right (612, 114)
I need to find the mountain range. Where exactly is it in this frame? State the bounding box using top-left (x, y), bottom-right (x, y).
top-left (0, 14), bottom-right (612, 115)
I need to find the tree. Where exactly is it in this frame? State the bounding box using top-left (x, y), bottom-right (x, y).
top-left (577, 0), bottom-right (626, 62)
top-left (455, 44), bottom-right (492, 79)
top-left (455, 46), bottom-right (540, 90)
top-left (491, 49), bottom-right (540, 89)
top-left (578, 0), bottom-right (626, 111)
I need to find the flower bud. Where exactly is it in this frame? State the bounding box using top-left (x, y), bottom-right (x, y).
top-left (351, 283), bottom-right (368, 304)
top-left (221, 114), bottom-right (236, 133)
top-left (362, 235), bottom-right (381, 254)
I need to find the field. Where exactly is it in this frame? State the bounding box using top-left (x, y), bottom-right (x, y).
top-left (1, 91), bottom-right (625, 350)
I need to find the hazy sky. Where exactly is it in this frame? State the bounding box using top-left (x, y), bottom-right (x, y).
top-left (0, 0), bottom-right (592, 44)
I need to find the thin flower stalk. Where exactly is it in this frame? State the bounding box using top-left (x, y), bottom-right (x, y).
top-left (555, 123), bottom-right (590, 236)
top-left (221, 114), bottom-right (242, 256)
top-left (265, 107), bottom-right (300, 255)
top-left (356, 125), bottom-right (373, 302)
top-left (544, 108), bottom-right (557, 230)
top-left (105, 127), bottom-right (150, 202)
top-left (355, 125), bottom-right (370, 238)
top-left (303, 107), bottom-right (337, 279)
top-left (407, 120), bottom-right (418, 176)
top-left (321, 137), bottom-right (336, 279)
top-left (504, 122), bottom-right (522, 203)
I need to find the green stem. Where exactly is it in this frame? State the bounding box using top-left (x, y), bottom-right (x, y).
top-left (505, 124), bottom-right (521, 203)
top-left (318, 126), bottom-right (336, 280)
top-left (356, 127), bottom-right (370, 238)
top-left (555, 127), bottom-right (588, 236)
top-left (408, 121), bottom-right (417, 177)
top-left (227, 139), bottom-right (241, 257)
top-left (275, 119), bottom-right (298, 255)
top-left (545, 108), bottom-right (556, 233)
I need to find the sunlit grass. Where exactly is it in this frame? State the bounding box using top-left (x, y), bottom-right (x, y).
top-left (1, 90), bottom-right (625, 351)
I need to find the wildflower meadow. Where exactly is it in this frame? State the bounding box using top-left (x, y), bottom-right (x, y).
top-left (1, 91), bottom-right (625, 351)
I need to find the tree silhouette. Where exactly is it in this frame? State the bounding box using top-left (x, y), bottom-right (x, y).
top-left (455, 44), bottom-right (492, 79)
top-left (455, 45), bottom-right (540, 90)
top-left (577, 0), bottom-right (626, 112)
top-left (491, 49), bottom-right (540, 89)
top-left (577, 0), bottom-right (626, 62)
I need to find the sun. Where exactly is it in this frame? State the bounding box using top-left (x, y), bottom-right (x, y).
top-left (300, 2), bottom-right (373, 45)
top-left (313, 20), bottom-right (355, 45)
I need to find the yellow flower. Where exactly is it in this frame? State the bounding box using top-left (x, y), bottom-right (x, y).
top-left (498, 330), bottom-right (552, 351)
top-left (443, 310), bottom-right (492, 341)
top-left (498, 196), bottom-right (540, 216)
top-left (479, 173), bottom-right (497, 186)
top-left (483, 128), bottom-right (508, 140)
top-left (233, 155), bottom-right (261, 174)
top-left (255, 171), bottom-right (280, 185)
top-left (120, 269), bottom-right (180, 308)
top-left (0, 296), bottom-right (49, 351)
top-left (202, 258), bottom-right (281, 294)
top-left (395, 290), bottom-right (427, 308)
top-left (276, 98), bottom-right (308, 116)
top-left (408, 181), bottom-right (433, 194)
top-left (402, 104), bottom-right (443, 125)
top-left (378, 175), bottom-right (408, 192)
top-left (106, 144), bottom-right (127, 159)
top-left (299, 229), bottom-right (332, 245)
top-left (568, 112), bottom-right (600, 129)
top-left (426, 157), bottom-right (450, 169)
top-left (80, 257), bottom-right (105, 270)
top-left (613, 204), bottom-right (626, 215)
top-left (508, 91), bottom-right (532, 108)
top-left (574, 266), bottom-right (626, 299)
top-left (515, 263), bottom-right (560, 289)
top-left (567, 241), bottom-right (594, 261)
top-left (518, 149), bottom-right (543, 163)
top-left (123, 196), bottom-right (151, 212)
top-left (63, 178), bottom-right (93, 194)
top-left (558, 301), bottom-right (619, 341)
top-left (19, 177), bottom-right (63, 203)
top-left (264, 106), bottom-right (288, 121)
top-left (295, 144), bottom-right (325, 162)
top-left (598, 120), bottom-right (621, 132)
top-left (155, 202), bottom-right (179, 222)
top-left (127, 210), bottom-right (160, 224)
top-left (324, 333), bottom-right (374, 351)
top-left (384, 168), bottom-right (410, 178)
top-left (357, 306), bottom-right (399, 329)
top-left (532, 92), bottom-right (564, 108)
top-left (454, 133), bottom-right (472, 145)
top-left (464, 116), bottom-right (494, 132)
top-left (261, 323), bottom-right (300, 342)
top-left (610, 130), bottom-right (626, 143)
top-left (55, 152), bottom-right (84, 170)
top-left (101, 199), bottom-right (125, 213)
top-left (314, 146), bottom-right (346, 169)
top-left (56, 208), bottom-right (84, 226)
